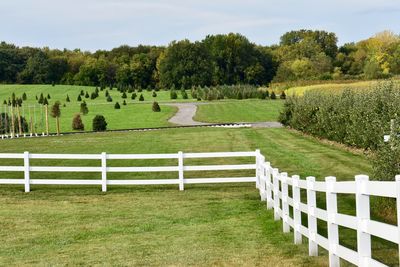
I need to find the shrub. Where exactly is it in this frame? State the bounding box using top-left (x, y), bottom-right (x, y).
top-left (38, 93), bottom-right (44, 104)
top-left (80, 90), bottom-right (84, 96)
top-left (121, 92), bottom-right (127, 98)
top-left (90, 92), bottom-right (97, 99)
top-left (131, 93), bottom-right (137, 100)
top-left (66, 95), bottom-right (70, 102)
top-left (77, 95), bottom-right (82, 101)
top-left (105, 90), bottom-right (109, 97)
top-left (270, 91), bottom-right (276, 99)
top-left (3, 100), bottom-right (6, 105)
top-left (152, 91), bottom-right (157, 97)
top-left (114, 102), bottom-right (121, 109)
top-left (85, 91), bottom-right (89, 98)
top-left (106, 95), bottom-right (113, 102)
top-left (139, 94), bottom-right (144, 101)
top-left (280, 91), bottom-right (286, 99)
top-left (43, 98), bottom-right (49, 105)
top-left (181, 90), bottom-right (188, 99)
top-left (72, 114), bottom-right (84, 130)
top-left (47, 94), bottom-right (51, 99)
top-left (92, 115), bottom-right (107, 131)
top-left (152, 101), bottom-right (161, 112)
top-left (236, 92), bottom-right (243, 100)
top-left (170, 90), bottom-right (178, 99)
top-left (22, 93), bottom-right (27, 101)
top-left (123, 100), bottom-right (127, 105)
top-left (80, 101), bottom-right (89, 115)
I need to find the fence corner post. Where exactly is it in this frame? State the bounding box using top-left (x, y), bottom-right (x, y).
top-left (281, 172), bottom-right (290, 233)
top-left (326, 176), bottom-right (340, 267)
top-left (255, 149), bottom-right (261, 189)
top-left (101, 152), bottom-right (107, 192)
top-left (178, 151), bottom-right (184, 191)
top-left (272, 168), bottom-right (280, 221)
top-left (292, 175), bottom-right (302, 245)
top-left (306, 176), bottom-right (318, 256)
top-left (395, 175), bottom-right (400, 264)
top-left (23, 151), bottom-right (30, 193)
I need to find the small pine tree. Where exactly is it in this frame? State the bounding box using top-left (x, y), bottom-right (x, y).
top-left (105, 90), bottom-right (109, 97)
top-left (114, 102), bottom-right (121, 109)
top-left (237, 92), bottom-right (243, 100)
top-left (121, 92), bottom-right (127, 98)
top-left (270, 91), bottom-right (276, 100)
top-left (106, 95), bottom-right (113, 102)
top-left (123, 100), bottom-right (127, 105)
top-left (72, 114), bottom-right (84, 130)
top-left (80, 90), bottom-right (84, 96)
top-left (90, 92), bottom-right (97, 99)
top-left (181, 90), bottom-right (188, 99)
top-left (22, 92), bottom-right (27, 101)
top-left (38, 93), bottom-right (44, 104)
top-left (139, 94), bottom-right (144, 101)
top-left (35, 95), bottom-right (38, 100)
top-left (52, 81), bottom-right (55, 87)
top-left (66, 95), bottom-right (70, 102)
top-left (43, 98), bottom-right (49, 105)
top-left (80, 101), bottom-right (89, 115)
top-left (152, 91), bottom-right (157, 97)
top-left (85, 91), bottom-right (89, 98)
top-left (77, 95), bottom-right (82, 101)
top-left (152, 101), bottom-right (161, 112)
top-left (170, 90), bottom-right (178, 99)
top-left (280, 91), bottom-right (286, 99)
top-left (47, 93), bottom-right (51, 99)
top-left (92, 115), bottom-right (107, 131)
top-left (131, 93), bottom-right (137, 100)
top-left (3, 100), bottom-right (6, 105)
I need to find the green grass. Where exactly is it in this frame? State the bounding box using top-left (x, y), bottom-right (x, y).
top-left (194, 99), bottom-right (283, 123)
top-left (0, 127), bottom-right (396, 266)
top-left (0, 84), bottom-right (194, 133)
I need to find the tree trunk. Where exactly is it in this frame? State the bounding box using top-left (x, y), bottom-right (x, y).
top-left (56, 117), bottom-right (60, 135)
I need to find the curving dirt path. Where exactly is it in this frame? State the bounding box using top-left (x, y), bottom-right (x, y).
top-left (166, 102), bottom-right (283, 128)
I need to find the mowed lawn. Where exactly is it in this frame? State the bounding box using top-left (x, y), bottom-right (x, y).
top-left (1, 127), bottom-right (396, 266)
top-left (194, 100), bottom-right (283, 123)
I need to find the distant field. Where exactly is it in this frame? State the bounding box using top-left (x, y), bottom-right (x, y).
top-left (194, 100), bottom-right (283, 123)
top-left (284, 80), bottom-right (397, 95)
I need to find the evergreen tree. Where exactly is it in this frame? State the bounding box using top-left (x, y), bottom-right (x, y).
top-left (131, 93), bottom-right (137, 100)
top-left (280, 91), bottom-right (286, 99)
top-left (123, 100), bottom-right (127, 105)
top-left (47, 93), bottom-right (51, 99)
top-left (43, 98), bottom-right (49, 105)
top-left (114, 102), bottom-right (121, 109)
top-left (139, 94), bottom-right (144, 101)
top-left (80, 101), bottom-right (89, 115)
top-left (22, 92), bottom-right (27, 101)
top-left (152, 91), bottom-right (157, 97)
top-left (66, 95), bottom-right (70, 102)
top-left (72, 114), bottom-right (84, 130)
top-left (121, 92), bottom-right (127, 98)
top-left (107, 95), bottom-right (113, 102)
top-left (152, 101), bottom-right (161, 112)
top-left (85, 91), bottom-right (89, 98)
top-left (270, 91), bottom-right (276, 99)
top-left (92, 115), bottom-right (107, 131)
top-left (77, 95), bottom-right (82, 101)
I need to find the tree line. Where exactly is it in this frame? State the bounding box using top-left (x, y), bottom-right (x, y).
top-left (1, 30), bottom-right (399, 88)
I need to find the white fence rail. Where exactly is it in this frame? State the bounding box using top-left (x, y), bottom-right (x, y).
top-left (0, 150), bottom-right (259, 193)
top-left (256, 153), bottom-right (400, 267)
top-left (1, 150), bottom-right (399, 266)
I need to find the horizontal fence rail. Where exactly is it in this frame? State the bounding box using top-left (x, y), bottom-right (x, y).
top-left (0, 151), bottom-right (259, 193)
top-left (255, 153), bottom-right (400, 267)
top-left (1, 150), bottom-right (400, 266)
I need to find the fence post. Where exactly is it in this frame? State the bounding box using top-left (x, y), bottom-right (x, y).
top-left (101, 152), bottom-right (107, 192)
top-left (259, 154), bottom-right (266, 201)
top-left (355, 175), bottom-right (371, 266)
top-left (306, 176), bottom-right (318, 256)
top-left (293, 175), bottom-right (302, 244)
top-left (23, 151), bottom-right (30, 193)
top-left (281, 172), bottom-right (290, 233)
top-left (178, 151), bottom-right (184, 191)
top-left (273, 168), bottom-right (280, 221)
top-left (396, 175), bottom-right (400, 265)
top-left (255, 149), bottom-right (260, 189)
top-left (265, 162), bottom-right (273, 209)
top-left (326, 176), bottom-right (340, 267)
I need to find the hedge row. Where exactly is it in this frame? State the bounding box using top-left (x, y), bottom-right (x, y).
top-left (279, 81), bottom-right (400, 150)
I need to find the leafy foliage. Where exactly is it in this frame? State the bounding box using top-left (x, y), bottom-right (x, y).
top-left (92, 115), bottom-right (107, 131)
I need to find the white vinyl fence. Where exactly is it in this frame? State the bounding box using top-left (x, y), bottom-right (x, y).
top-left (256, 153), bottom-right (400, 267)
top-left (0, 150), bottom-right (399, 266)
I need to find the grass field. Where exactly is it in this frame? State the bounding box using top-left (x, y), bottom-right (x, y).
top-left (0, 127), bottom-right (397, 266)
top-left (194, 100), bottom-right (283, 123)
top-left (284, 80), bottom-right (381, 96)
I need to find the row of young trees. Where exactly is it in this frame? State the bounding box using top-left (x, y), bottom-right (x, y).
top-left (1, 30), bottom-right (399, 88)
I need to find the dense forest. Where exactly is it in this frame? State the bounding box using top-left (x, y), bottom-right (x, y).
top-left (1, 30), bottom-right (399, 89)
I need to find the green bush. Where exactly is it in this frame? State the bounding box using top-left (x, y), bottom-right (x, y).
top-left (122, 92), bottom-right (127, 99)
top-left (123, 100), bottom-right (127, 105)
top-left (280, 91), bottom-right (286, 99)
top-left (139, 94), bottom-right (144, 101)
top-left (66, 95), bottom-right (70, 102)
top-left (270, 91), bottom-right (276, 99)
top-left (85, 91), bottom-right (89, 98)
top-left (22, 92), bottom-right (27, 100)
top-left (106, 95), bottom-right (113, 102)
top-left (181, 90), bottom-right (188, 99)
top-left (77, 95), bottom-right (82, 102)
top-left (152, 101), bottom-right (161, 112)
top-left (131, 93), bottom-right (137, 100)
top-left (92, 115), bottom-right (107, 131)
top-left (114, 102), bottom-right (121, 109)
top-left (170, 90), bottom-right (178, 99)
top-left (152, 91), bottom-right (157, 98)
top-left (80, 101), bottom-right (89, 115)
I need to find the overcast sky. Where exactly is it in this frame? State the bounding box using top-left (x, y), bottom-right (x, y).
top-left (1, 0), bottom-right (399, 51)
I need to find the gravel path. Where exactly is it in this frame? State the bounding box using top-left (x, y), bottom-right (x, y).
top-left (166, 103), bottom-right (283, 128)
